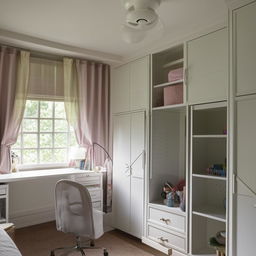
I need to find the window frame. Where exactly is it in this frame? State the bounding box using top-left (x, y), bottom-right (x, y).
top-left (12, 99), bottom-right (77, 170)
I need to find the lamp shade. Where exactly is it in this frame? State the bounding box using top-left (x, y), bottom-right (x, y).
top-left (69, 147), bottom-right (86, 160)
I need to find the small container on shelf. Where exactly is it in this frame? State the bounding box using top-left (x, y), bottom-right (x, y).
top-left (164, 83), bottom-right (183, 105)
top-left (168, 67), bottom-right (183, 82)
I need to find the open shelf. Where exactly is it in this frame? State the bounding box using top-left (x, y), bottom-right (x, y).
top-left (193, 205), bottom-right (226, 222)
top-left (193, 135), bottom-right (227, 139)
top-left (154, 79), bottom-right (184, 89)
top-left (192, 174), bottom-right (226, 181)
top-left (162, 58), bottom-right (184, 69)
top-left (152, 103), bottom-right (186, 111)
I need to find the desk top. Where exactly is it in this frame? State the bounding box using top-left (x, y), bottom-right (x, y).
top-left (0, 168), bottom-right (92, 183)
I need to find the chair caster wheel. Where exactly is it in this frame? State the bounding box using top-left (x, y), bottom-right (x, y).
top-left (103, 249), bottom-right (109, 256)
top-left (50, 251), bottom-right (55, 256)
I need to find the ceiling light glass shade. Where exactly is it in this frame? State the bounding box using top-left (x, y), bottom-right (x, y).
top-left (122, 25), bottom-right (147, 43)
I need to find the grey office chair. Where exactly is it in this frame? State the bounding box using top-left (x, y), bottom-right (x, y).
top-left (50, 179), bottom-right (109, 256)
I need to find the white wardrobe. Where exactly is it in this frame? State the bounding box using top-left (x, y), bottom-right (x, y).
top-left (112, 56), bottom-right (149, 238)
top-left (231, 1), bottom-right (256, 255)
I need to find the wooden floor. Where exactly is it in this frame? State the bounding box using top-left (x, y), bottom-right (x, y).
top-left (14, 222), bottom-right (165, 256)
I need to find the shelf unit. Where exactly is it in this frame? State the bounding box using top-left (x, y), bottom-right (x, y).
top-left (190, 102), bottom-right (228, 255)
top-left (152, 45), bottom-right (185, 108)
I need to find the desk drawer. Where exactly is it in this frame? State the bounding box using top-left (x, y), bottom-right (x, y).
top-left (0, 186), bottom-right (7, 195)
top-left (88, 189), bottom-right (101, 202)
top-left (72, 173), bottom-right (101, 186)
top-left (149, 207), bottom-right (185, 233)
top-left (148, 225), bottom-right (186, 252)
top-left (92, 201), bottom-right (102, 210)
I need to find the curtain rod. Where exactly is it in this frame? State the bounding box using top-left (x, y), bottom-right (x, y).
top-left (0, 43), bottom-right (108, 65)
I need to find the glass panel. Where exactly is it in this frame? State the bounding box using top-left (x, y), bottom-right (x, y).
top-left (54, 149), bottom-right (67, 163)
top-left (24, 100), bottom-right (39, 118)
top-left (12, 135), bottom-right (21, 148)
top-left (40, 134), bottom-right (53, 148)
top-left (40, 120), bottom-right (53, 132)
top-left (55, 120), bottom-right (68, 132)
top-left (40, 149), bottom-right (53, 163)
top-left (23, 134), bottom-right (37, 148)
top-left (23, 119), bottom-right (38, 132)
top-left (55, 102), bottom-right (66, 118)
top-left (23, 149), bottom-right (37, 164)
top-left (54, 133), bottom-right (68, 147)
top-left (40, 101), bottom-right (53, 118)
top-left (70, 132), bottom-right (77, 147)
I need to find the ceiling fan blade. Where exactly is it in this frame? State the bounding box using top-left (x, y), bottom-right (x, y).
top-left (122, 25), bottom-right (147, 43)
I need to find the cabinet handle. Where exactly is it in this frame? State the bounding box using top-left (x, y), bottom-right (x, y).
top-left (158, 237), bottom-right (168, 243)
top-left (160, 218), bottom-right (170, 224)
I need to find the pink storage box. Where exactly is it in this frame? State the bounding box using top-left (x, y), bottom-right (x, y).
top-left (168, 68), bottom-right (183, 82)
top-left (164, 84), bottom-right (183, 105)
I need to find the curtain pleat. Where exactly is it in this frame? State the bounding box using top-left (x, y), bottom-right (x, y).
top-left (0, 49), bottom-right (30, 174)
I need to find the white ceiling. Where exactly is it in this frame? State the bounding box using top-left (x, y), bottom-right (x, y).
top-left (0, 0), bottom-right (228, 62)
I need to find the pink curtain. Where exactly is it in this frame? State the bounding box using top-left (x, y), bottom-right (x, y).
top-left (0, 47), bottom-right (29, 174)
top-left (75, 60), bottom-right (111, 212)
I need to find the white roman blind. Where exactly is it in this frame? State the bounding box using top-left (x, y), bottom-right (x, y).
top-left (28, 57), bottom-right (64, 100)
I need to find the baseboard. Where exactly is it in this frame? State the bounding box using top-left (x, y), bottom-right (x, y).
top-left (9, 206), bottom-right (55, 228)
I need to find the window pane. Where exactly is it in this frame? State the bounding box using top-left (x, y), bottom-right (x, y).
top-left (23, 119), bottom-right (38, 132)
top-left (40, 134), bottom-right (53, 148)
top-left (54, 149), bottom-right (67, 163)
top-left (70, 132), bottom-right (77, 147)
top-left (55, 102), bottom-right (66, 118)
top-left (24, 100), bottom-right (39, 118)
top-left (40, 101), bottom-right (53, 118)
top-left (40, 120), bottom-right (53, 132)
top-left (12, 135), bottom-right (21, 148)
top-left (54, 133), bottom-right (68, 147)
top-left (55, 120), bottom-right (68, 132)
top-left (23, 149), bottom-right (37, 164)
top-left (23, 134), bottom-right (37, 148)
top-left (40, 149), bottom-right (53, 163)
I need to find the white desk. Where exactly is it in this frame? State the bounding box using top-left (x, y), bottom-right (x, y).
top-left (0, 168), bottom-right (88, 183)
top-left (0, 168), bottom-right (103, 226)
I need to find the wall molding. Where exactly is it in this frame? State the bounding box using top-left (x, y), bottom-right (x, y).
top-left (0, 29), bottom-right (123, 65)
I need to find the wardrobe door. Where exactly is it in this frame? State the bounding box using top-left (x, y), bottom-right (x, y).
top-left (236, 97), bottom-right (256, 194)
top-left (130, 111), bottom-right (145, 238)
top-left (112, 64), bottom-right (130, 114)
top-left (236, 195), bottom-right (256, 255)
top-left (236, 97), bottom-right (256, 255)
top-left (112, 114), bottom-right (131, 233)
top-left (130, 56), bottom-right (149, 111)
top-left (187, 28), bottom-right (228, 104)
top-left (234, 2), bottom-right (256, 96)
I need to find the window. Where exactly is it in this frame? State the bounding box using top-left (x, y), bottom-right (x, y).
top-left (12, 100), bottom-right (78, 168)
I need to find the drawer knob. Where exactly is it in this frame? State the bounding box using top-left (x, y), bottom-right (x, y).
top-left (158, 237), bottom-right (168, 243)
top-left (160, 218), bottom-right (170, 224)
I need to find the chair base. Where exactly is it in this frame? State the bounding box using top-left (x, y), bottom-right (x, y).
top-left (50, 237), bottom-right (109, 256)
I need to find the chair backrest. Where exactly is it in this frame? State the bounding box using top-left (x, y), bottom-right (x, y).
top-left (55, 179), bottom-right (95, 239)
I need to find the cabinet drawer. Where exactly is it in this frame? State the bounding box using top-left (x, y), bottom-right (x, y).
top-left (92, 201), bottom-right (102, 210)
top-left (149, 207), bottom-right (185, 233)
top-left (88, 189), bottom-right (101, 202)
top-left (148, 225), bottom-right (186, 252)
top-left (0, 186), bottom-right (7, 195)
top-left (72, 174), bottom-right (101, 186)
